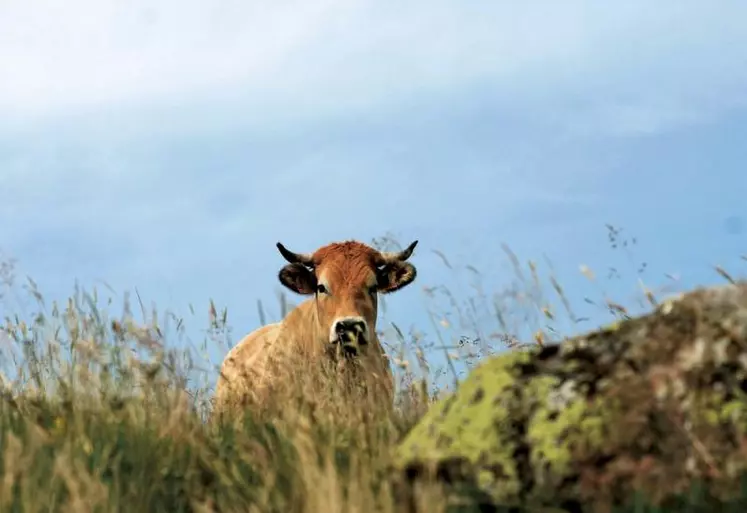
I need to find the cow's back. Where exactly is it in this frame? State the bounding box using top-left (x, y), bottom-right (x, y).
top-left (213, 322), bottom-right (281, 415)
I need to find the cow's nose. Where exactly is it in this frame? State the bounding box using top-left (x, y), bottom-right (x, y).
top-left (332, 317), bottom-right (368, 345)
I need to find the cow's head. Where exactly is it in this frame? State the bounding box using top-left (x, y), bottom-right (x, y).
top-left (275, 239), bottom-right (418, 357)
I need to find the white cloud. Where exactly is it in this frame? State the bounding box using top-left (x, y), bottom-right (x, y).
top-left (1, 0), bottom-right (746, 136)
top-left (0, 0), bottom-right (347, 115)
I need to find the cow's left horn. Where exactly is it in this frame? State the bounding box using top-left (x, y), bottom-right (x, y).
top-left (276, 242), bottom-right (314, 266)
top-left (377, 240), bottom-right (418, 264)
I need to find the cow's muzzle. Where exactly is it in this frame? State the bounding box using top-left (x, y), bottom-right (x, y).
top-left (330, 317), bottom-right (368, 357)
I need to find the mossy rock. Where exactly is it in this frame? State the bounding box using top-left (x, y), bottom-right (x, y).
top-left (393, 282), bottom-right (747, 512)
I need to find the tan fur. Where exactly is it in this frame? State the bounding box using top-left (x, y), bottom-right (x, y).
top-left (213, 240), bottom-right (416, 418)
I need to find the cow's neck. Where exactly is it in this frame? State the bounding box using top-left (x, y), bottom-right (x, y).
top-left (277, 297), bottom-right (326, 355)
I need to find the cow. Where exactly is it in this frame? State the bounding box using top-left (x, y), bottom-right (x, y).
top-left (213, 238), bottom-right (419, 419)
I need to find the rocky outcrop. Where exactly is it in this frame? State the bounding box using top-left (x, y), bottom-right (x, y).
top-left (393, 282), bottom-right (747, 512)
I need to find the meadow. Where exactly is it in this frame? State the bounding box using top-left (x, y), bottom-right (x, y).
top-left (0, 229), bottom-right (733, 512)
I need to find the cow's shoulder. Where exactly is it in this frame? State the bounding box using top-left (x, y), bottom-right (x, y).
top-left (219, 323), bottom-right (280, 376)
top-left (274, 299), bottom-right (318, 342)
top-left (214, 322), bottom-right (281, 410)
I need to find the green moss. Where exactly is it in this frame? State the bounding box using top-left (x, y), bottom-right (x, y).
top-left (529, 382), bottom-right (581, 475)
top-left (395, 350), bottom-right (537, 500)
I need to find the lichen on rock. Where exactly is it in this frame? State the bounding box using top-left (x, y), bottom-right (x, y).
top-left (393, 282), bottom-right (747, 511)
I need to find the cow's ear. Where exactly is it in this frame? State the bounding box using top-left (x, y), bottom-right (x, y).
top-left (279, 263), bottom-right (317, 295)
top-left (377, 262), bottom-right (417, 294)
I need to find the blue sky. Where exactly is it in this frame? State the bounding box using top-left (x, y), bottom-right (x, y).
top-left (1, 1), bottom-right (746, 390)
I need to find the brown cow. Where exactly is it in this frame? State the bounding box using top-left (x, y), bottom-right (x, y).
top-left (213, 239), bottom-right (418, 418)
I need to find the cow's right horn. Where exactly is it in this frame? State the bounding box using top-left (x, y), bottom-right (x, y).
top-left (276, 242), bottom-right (314, 266)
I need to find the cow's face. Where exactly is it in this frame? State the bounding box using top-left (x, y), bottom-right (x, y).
top-left (276, 240), bottom-right (418, 357)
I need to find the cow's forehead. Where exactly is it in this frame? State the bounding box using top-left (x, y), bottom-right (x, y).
top-left (313, 241), bottom-right (377, 263)
top-left (313, 241), bottom-right (378, 283)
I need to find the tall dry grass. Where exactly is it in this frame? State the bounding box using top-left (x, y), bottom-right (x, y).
top-left (0, 228), bottom-right (717, 512)
top-left (0, 268), bottom-right (443, 512)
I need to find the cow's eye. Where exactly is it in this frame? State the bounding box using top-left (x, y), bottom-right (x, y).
top-left (316, 284), bottom-right (328, 294)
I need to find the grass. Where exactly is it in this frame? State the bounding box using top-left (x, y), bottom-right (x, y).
top-left (0, 228), bottom-right (739, 512)
top-left (0, 263), bottom-right (443, 512)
